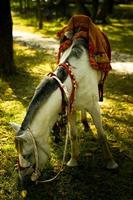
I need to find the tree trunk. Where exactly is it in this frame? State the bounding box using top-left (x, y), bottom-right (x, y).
top-left (55, 0), bottom-right (67, 17)
top-left (97, 0), bottom-right (114, 23)
top-left (36, 0), bottom-right (43, 29)
top-left (108, 0), bottom-right (114, 14)
top-left (92, 0), bottom-right (99, 21)
top-left (0, 0), bottom-right (16, 75)
top-left (19, 0), bottom-right (23, 13)
top-left (74, 0), bottom-right (91, 16)
top-left (26, 0), bottom-right (30, 10)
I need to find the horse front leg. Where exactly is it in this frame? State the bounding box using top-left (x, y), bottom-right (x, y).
top-left (67, 111), bottom-right (79, 167)
top-left (81, 110), bottom-right (90, 132)
top-left (90, 102), bottom-right (118, 169)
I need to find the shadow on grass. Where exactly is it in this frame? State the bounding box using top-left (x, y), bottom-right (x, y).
top-left (105, 72), bottom-right (133, 100)
top-left (20, 127), bottom-right (132, 200)
top-left (23, 145), bottom-right (133, 200)
top-left (104, 71), bottom-right (133, 152)
top-left (1, 72), bottom-right (37, 108)
top-left (102, 19), bottom-right (133, 54)
top-left (1, 45), bottom-right (55, 108)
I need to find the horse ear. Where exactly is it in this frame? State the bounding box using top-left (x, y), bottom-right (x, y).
top-left (9, 122), bottom-right (21, 132)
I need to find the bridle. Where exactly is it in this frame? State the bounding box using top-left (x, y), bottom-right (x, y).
top-left (17, 62), bottom-right (77, 183)
top-left (49, 62), bottom-right (77, 113)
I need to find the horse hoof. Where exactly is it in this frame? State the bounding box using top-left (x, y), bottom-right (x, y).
top-left (84, 126), bottom-right (90, 132)
top-left (106, 160), bottom-right (119, 169)
top-left (67, 158), bottom-right (78, 167)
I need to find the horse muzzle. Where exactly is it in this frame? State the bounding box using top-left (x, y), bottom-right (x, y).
top-left (17, 161), bottom-right (41, 183)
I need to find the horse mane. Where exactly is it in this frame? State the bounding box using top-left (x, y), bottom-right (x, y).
top-left (68, 38), bottom-right (88, 59)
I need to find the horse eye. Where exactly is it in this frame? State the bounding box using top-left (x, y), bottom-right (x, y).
top-left (60, 35), bottom-right (67, 43)
top-left (23, 154), bottom-right (31, 160)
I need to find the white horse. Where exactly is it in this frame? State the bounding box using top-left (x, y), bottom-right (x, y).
top-left (10, 38), bottom-right (118, 182)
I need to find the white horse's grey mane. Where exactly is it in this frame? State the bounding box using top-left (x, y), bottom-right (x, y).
top-left (68, 38), bottom-right (88, 59)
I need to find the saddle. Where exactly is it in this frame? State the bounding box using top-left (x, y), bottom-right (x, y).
top-left (57, 15), bottom-right (112, 101)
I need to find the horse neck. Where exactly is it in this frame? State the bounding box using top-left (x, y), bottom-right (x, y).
top-left (29, 76), bottom-right (72, 141)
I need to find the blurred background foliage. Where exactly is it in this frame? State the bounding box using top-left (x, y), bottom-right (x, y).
top-left (11, 0), bottom-right (133, 29)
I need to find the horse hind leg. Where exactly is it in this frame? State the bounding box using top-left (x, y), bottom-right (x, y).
top-left (81, 110), bottom-right (90, 132)
top-left (67, 111), bottom-right (79, 167)
top-left (89, 102), bottom-right (118, 169)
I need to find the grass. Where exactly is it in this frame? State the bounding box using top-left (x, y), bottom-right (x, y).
top-left (12, 12), bottom-right (66, 39)
top-left (100, 18), bottom-right (133, 54)
top-left (0, 4), bottom-right (133, 200)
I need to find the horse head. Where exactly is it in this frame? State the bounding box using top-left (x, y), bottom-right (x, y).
top-left (10, 122), bottom-right (50, 182)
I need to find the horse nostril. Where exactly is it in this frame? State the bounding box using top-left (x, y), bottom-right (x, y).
top-left (17, 170), bottom-right (34, 188)
top-left (22, 154), bottom-right (30, 160)
top-left (17, 172), bottom-right (25, 187)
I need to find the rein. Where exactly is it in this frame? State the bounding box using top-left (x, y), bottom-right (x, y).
top-left (28, 127), bottom-right (41, 182)
top-left (27, 126), bottom-right (69, 183)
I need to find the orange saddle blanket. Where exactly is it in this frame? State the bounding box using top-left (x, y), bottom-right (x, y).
top-left (57, 15), bottom-right (112, 101)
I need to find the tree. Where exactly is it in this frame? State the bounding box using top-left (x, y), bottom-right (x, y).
top-left (36, 0), bottom-right (43, 29)
top-left (55, 0), bottom-right (67, 17)
top-left (0, 0), bottom-right (16, 75)
top-left (93, 0), bottom-right (114, 23)
top-left (74, 0), bottom-right (91, 16)
top-left (19, 0), bottom-right (23, 13)
top-left (92, 0), bottom-right (99, 20)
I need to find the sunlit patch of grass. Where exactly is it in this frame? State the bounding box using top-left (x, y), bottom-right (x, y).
top-left (113, 4), bottom-right (133, 19)
top-left (12, 12), bottom-right (66, 38)
top-left (40, 18), bottom-right (66, 38)
top-left (12, 12), bottom-right (38, 34)
top-left (98, 19), bottom-right (133, 54)
top-left (14, 43), bottom-right (56, 77)
top-left (102, 72), bottom-right (133, 159)
top-left (0, 144), bottom-right (20, 200)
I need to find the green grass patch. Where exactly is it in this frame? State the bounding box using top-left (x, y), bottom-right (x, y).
top-left (113, 4), bottom-right (133, 19)
top-left (100, 19), bottom-right (133, 54)
top-left (12, 12), bottom-right (66, 39)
